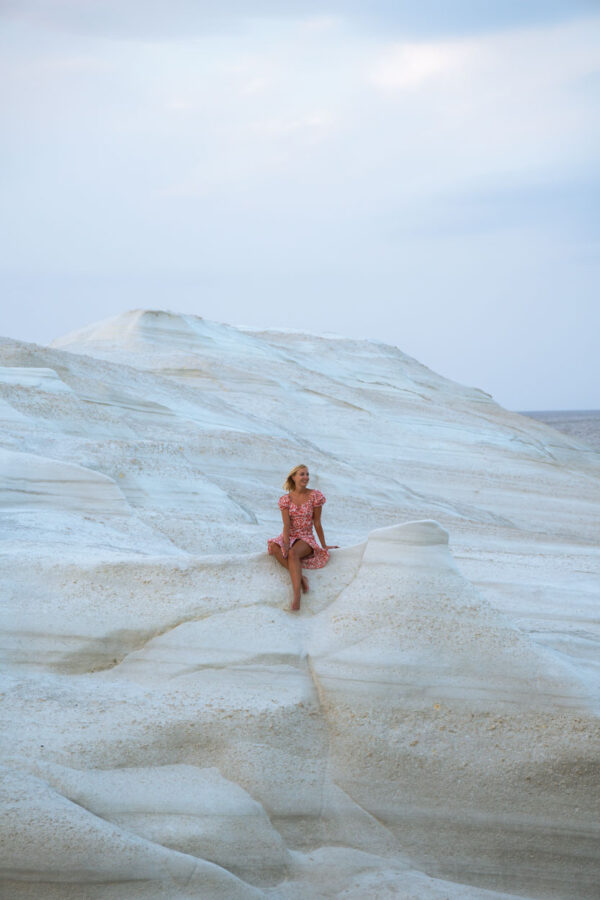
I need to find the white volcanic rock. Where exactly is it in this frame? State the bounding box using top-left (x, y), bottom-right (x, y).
top-left (0, 768), bottom-right (263, 898)
top-left (27, 762), bottom-right (290, 885)
top-left (0, 366), bottom-right (74, 393)
top-left (0, 447), bottom-right (129, 515)
top-left (1, 310), bottom-right (599, 899)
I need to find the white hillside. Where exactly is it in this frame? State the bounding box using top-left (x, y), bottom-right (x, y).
top-left (1, 310), bottom-right (598, 899)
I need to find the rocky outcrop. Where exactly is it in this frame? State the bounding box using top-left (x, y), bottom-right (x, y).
top-left (1, 313), bottom-right (598, 898)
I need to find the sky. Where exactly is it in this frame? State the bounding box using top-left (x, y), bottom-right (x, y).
top-left (1, 1), bottom-right (599, 410)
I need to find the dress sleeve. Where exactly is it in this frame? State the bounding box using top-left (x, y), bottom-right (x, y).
top-left (278, 494), bottom-right (290, 510)
top-left (312, 490), bottom-right (326, 507)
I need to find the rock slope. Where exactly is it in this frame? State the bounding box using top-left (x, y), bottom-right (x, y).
top-left (0, 309), bottom-right (598, 899)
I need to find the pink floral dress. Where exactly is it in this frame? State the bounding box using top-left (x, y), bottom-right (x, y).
top-left (267, 489), bottom-right (329, 570)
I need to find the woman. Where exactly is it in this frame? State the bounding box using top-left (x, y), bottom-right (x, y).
top-left (267, 464), bottom-right (338, 611)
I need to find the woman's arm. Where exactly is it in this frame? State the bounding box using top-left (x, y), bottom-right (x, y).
top-left (313, 504), bottom-right (338, 551)
top-left (281, 508), bottom-right (290, 554)
top-left (313, 505), bottom-right (326, 548)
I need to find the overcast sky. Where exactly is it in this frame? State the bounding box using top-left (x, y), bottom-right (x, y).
top-left (1, 1), bottom-right (598, 410)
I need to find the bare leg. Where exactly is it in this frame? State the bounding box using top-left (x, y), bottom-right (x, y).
top-left (270, 543), bottom-right (289, 571)
top-left (270, 543), bottom-right (309, 595)
top-left (287, 540), bottom-right (313, 610)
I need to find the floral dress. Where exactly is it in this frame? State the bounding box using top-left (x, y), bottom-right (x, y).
top-left (267, 489), bottom-right (329, 570)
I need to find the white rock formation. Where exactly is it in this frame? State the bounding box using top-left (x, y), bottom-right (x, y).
top-left (0, 309), bottom-right (598, 899)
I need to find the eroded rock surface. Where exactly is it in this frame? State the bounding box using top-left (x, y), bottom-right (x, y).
top-left (1, 310), bottom-right (599, 899)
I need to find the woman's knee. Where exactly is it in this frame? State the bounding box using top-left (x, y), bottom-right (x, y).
top-left (292, 543), bottom-right (310, 559)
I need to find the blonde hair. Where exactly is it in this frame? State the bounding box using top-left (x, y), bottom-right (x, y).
top-left (283, 464), bottom-right (309, 492)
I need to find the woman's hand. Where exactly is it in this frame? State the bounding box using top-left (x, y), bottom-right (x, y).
top-left (282, 541), bottom-right (290, 557)
top-left (323, 544), bottom-right (339, 550)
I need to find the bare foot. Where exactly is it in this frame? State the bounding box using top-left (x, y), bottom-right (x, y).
top-left (285, 603), bottom-right (301, 612)
top-left (289, 590), bottom-right (302, 611)
top-left (301, 576), bottom-right (309, 594)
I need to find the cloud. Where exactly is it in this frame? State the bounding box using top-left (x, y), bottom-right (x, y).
top-left (2, 12), bottom-right (599, 237)
top-left (369, 42), bottom-right (468, 91)
top-left (1, 0), bottom-right (597, 40)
